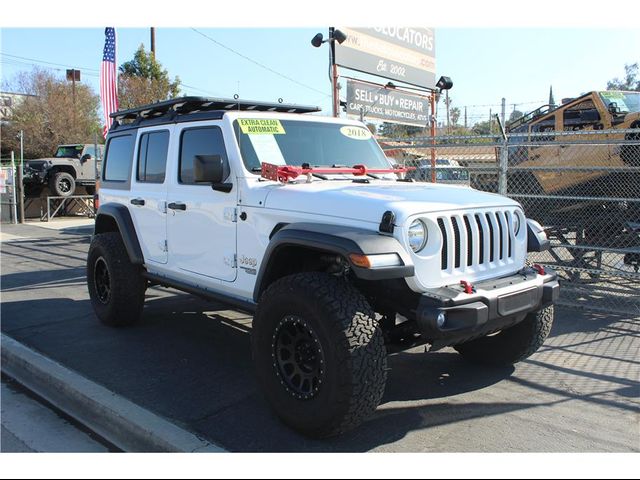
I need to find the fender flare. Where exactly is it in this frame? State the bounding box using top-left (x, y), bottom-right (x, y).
top-left (253, 222), bottom-right (414, 302)
top-left (94, 203), bottom-right (144, 265)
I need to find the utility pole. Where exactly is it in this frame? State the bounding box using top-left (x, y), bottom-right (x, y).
top-left (66, 69), bottom-right (80, 130)
top-left (150, 27), bottom-right (156, 58)
top-left (18, 130), bottom-right (25, 223)
top-left (501, 97), bottom-right (506, 128)
top-left (329, 27), bottom-right (340, 118)
top-left (445, 90), bottom-right (451, 134)
top-left (464, 106), bottom-right (467, 129)
top-left (489, 108), bottom-right (493, 134)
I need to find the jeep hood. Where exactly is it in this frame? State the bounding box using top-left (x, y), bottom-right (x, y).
top-left (263, 181), bottom-right (521, 226)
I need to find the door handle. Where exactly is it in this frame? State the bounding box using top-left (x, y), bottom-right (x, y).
top-left (168, 202), bottom-right (187, 211)
top-left (130, 198), bottom-right (145, 206)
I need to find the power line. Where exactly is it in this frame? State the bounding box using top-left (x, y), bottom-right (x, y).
top-left (190, 28), bottom-right (330, 98)
top-left (0, 52), bottom-right (100, 73)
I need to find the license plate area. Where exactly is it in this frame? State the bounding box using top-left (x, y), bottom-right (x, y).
top-left (497, 287), bottom-right (539, 316)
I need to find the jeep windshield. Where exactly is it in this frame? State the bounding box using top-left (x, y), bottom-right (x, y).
top-left (599, 91), bottom-right (640, 114)
top-left (233, 119), bottom-right (391, 175)
top-left (54, 145), bottom-right (83, 158)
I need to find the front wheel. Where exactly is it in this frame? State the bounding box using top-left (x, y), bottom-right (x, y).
top-left (49, 171), bottom-right (76, 197)
top-left (252, 272), bottom-right (387, 438)
top-left (454, 305), bottom-right (555, 366)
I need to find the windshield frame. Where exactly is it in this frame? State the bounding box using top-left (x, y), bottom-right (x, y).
top-left (598, 91), bottom-right (640, 114)
top-left (54, 145), bottom-right (84, 158)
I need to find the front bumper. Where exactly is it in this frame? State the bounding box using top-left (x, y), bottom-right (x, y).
top-left (416, 267), bottom-right (559, 350)
top-left (23, 168), bottom-right (47, 184)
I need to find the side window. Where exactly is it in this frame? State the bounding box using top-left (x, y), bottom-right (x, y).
top-left (531, 115), bottom-right (556, 142)
top-left (563, 100), bottom-right (600, 131)
top-left (179, 127), bottom-right (229, 184)
top-left (103, 134), bottom-right (135, 182)
top-left (137, 131), bottom-right (169, 183)
top-left (84, 145), bottom-right (97, 158)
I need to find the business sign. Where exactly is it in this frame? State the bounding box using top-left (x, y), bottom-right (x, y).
top-left (346, 79), bottom-right (430, 127)
top-left (335, 27), bottom-right (436, 90)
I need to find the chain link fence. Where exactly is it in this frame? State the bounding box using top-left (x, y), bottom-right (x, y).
top-left (381, 128), bottom-right (640, 315)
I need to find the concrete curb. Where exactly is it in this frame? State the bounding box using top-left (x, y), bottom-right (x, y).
top-left (1, 334), bottom-right (225, 452)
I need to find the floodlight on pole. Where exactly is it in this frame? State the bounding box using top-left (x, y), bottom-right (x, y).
top-left (310, 28), bottom-right (348, 117)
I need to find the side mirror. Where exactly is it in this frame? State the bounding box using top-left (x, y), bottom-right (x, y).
top-left (608, 102), bottom-right (621, 115)
top-left (194, 154), bottom-right (232, 193)
top-left (81, 154), bottom-right (91, 162)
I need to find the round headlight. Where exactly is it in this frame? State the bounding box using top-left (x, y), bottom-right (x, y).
top-left (513, 212), bottom-right (521, 236)
top-left (408, 219), bottom-right (428, 253)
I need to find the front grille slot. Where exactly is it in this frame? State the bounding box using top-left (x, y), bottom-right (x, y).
top-left (452, 217), bottom-right (461, 268)
top-left (438, 218), bottom-right (448, 270)
top-left (485, 213), bottom-right (495, 262)
top-left (475, 214), bottom-right (484, 264)
top-left (495, 212), bottom-right (504, 260)
top-left (463, 215), bottom-right (473, 266)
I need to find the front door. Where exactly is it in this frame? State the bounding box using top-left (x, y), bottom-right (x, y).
top-left (166, 124), bottom-right (237, 283)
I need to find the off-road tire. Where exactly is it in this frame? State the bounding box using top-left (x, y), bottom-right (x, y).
top-left (252, 272), bottom-right (387, 438)
top-left (87, 232), bottom-right (146, 327)
top-left (454, 305), bottom-right (554, 366)
top-left (49, 171), bottom-right (76, 197)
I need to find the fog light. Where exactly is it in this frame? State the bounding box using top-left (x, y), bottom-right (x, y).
top-left (436, 312), bottom-right (446, 328)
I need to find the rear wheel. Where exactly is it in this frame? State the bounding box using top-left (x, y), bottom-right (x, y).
top-left (87, 232), bottom-right (146, 327)
top-left (252, 272), bottom-right (387, 438)
top-left (454, 305), bottom-right (555, 366)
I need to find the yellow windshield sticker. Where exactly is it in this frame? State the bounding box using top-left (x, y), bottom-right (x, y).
top-left (239, 119), bottom-right (286, 135)
top-left (340, 126), bottom-right (372, 140)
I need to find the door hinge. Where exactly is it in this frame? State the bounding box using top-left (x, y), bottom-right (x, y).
top-left (224, 207), bottom-right (237, 223)
top-left (159, 240), bottom-right (168, 252)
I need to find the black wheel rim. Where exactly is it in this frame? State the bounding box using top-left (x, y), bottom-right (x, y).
top-left (272, 316), bottom-right (325, 400)
top-left (58, 178), bottom-right (71, 193)
top-left (94, 257), bottom-right (111, 304)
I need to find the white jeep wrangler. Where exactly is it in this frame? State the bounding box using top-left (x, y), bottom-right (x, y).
top-left (87, 97), bottom-right (558, 438)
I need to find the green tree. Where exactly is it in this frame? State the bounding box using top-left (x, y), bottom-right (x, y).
top-left (379, 122), bottom-right (425, 138)
top-left (118, 44), bottom-right (181, 109)
top-left (509, 110), bottom-right (524, 122)
top-left (472, 120), bottom-right (492, 135)
top-left (0, 68), bottom-right (101, 158)
top-left (450, 107), bottom-right (461, 126)
top-left (606, 63), bottom-right (640, 91)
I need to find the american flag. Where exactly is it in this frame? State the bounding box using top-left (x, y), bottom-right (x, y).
top-left (100, 27), bottom-right (118, 138)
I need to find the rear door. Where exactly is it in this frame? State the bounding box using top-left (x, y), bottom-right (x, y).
top-left (128, 128), bottom-right (171, 265)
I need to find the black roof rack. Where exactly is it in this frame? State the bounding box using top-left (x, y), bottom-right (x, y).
top-left (110, 96), bottom-right (321, 121)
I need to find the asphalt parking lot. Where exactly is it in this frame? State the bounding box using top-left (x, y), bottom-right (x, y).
top-left (1, 221), bottom-right (639, 452)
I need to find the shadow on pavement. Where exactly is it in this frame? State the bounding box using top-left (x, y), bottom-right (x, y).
top-left (1, 291), bottom-right (589, 452)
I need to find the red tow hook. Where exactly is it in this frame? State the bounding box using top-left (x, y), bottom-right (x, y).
top-left (533, 264), bottom-right (546, 275)
top-left (460, 280), bottom-right (474, 294)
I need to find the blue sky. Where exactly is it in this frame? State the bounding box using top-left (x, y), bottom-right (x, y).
top-left (1, 27), bottom-right (639, 126)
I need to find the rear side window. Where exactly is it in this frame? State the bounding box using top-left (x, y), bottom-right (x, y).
top-left (103, 134), bottom-right (134, 182)
top-left (137, 131), bottom-right (169, 183)
top-left (179, 127), bottom-right (228, 184)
